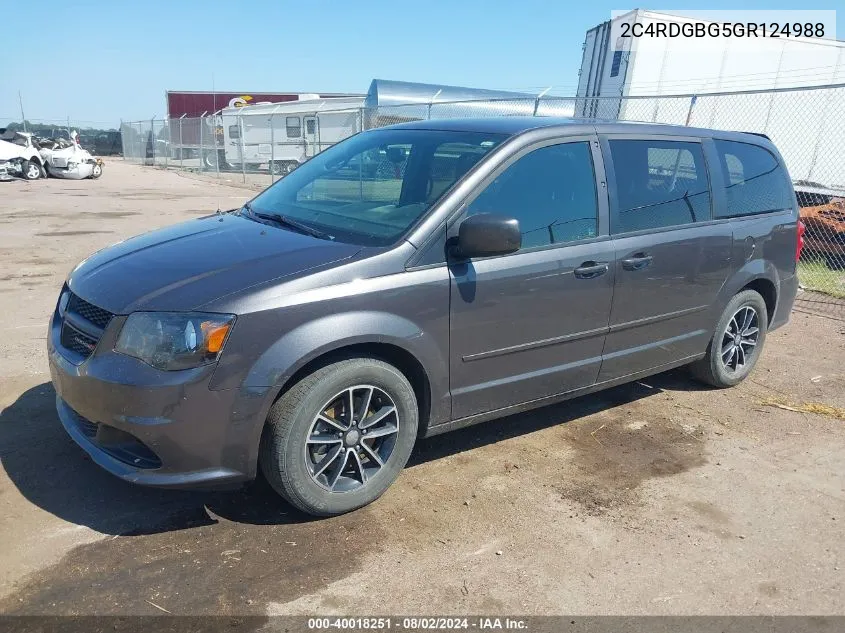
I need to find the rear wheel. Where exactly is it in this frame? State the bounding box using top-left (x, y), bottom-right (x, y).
top-left (270, 161), bottom-right (298, 176)
top-left (690, 289), bottom-right (768, 387)
top-left (21, 160), bottom-right (42, 180)
top-left (202, 150), bottom-right (218, 169)
top-left (259, 357), bottom-right (418, 516)
top-left (90, 162), bottom-right (103, 179)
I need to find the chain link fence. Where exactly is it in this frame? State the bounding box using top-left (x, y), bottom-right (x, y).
top-left (121, 83), bottom-right (845, 306)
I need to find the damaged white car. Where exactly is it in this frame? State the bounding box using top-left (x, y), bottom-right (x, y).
top-left (38, 131), bottom-right (103, 180)
top-left (0, 129), bottom-right (46, 181)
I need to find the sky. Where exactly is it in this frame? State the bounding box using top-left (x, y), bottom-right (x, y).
top-left (2, 0), bottom-right (843, 128)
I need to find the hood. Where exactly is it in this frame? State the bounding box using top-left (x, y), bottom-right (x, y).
top-left (67, 214), bottom-right (362, 313)
top-left (0, 139), bottom-right (37, 161)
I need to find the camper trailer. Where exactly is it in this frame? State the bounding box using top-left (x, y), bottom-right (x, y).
top-left (220, 96), bottom-right (365, 174)
top-left (219, 80), bottom-right (569, 173)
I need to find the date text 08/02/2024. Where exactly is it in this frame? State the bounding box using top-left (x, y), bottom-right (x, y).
top-left (307, 617), bottom-right (529, 630)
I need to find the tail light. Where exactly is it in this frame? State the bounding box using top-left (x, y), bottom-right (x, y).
top-left (795, 220), bottom-right (806, 262)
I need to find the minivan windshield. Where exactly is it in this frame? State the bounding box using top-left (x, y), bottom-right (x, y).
top-left (246, 128), bottom-right (507, 246)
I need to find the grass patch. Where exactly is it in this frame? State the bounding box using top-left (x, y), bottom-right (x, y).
top-left (758, 396), bottom-right (845, 420)
top-left (797, 259), bottom-right (845, 298)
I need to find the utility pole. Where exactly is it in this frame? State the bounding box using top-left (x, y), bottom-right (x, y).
top-left (18, 91), bottom-right (26, 132)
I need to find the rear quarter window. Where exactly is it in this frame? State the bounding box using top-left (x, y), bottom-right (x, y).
top-left (714, 140), bottom-right (792, 217)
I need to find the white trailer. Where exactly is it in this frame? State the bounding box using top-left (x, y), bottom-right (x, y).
top-left (576, 10), bottom-right (845, 190)
top-left (578, 10), bottom-right (845, 103)
top-left (221, 96), bottom-right (365, 174)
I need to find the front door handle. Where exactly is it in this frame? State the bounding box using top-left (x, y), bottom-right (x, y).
top-left (621, 253), bottom-right (653, 271)
top-left (574, 261), bottom-right (609, 279)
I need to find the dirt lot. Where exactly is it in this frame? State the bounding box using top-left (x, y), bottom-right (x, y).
top-left (0, 161), bottom-right (843, 616)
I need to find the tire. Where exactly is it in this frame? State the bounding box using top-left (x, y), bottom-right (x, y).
top-left (283, 161), bottom-right (298, 175)
top-left (21, 160), bottom-right (42, 180)
top-left (690, 289), bottom-right (768, 388)
top-left (90, 162), bottom-right (103, 179)
top-left (202, 150), bottom-right (218, 169)
top-left (259, 357), bottom-right (418, 516)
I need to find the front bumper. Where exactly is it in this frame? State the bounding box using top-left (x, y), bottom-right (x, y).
top-left (48, 308), bottom-right (270, 488)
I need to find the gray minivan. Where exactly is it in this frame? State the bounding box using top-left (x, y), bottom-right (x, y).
top-left (48, 118), bottom-right (802, 515)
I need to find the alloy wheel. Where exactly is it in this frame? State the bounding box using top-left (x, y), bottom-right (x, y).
top-left (721, 305), bottom-right (759, 372)
top-left (305, 385), bottom-right (399, 492)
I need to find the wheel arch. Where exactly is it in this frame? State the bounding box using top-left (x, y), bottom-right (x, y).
top-left (230, 310), bottom-right (449, 459)
top-left (276, 342), bottom-right (432, 438)
top-left (719, 260), bottom-right (780, 330)
top-left (739, 277), bottom-right (777, 328)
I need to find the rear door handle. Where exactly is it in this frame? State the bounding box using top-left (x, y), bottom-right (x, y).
top-left (573, 261), bottom-right (609, 279)
top-left (621, 253), bottom-right (653, 271)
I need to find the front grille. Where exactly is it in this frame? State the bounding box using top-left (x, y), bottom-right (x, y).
top-left (60, 322), bottom-right (99, 357)
top-left (67, 293), bottom-right (113, 330)
top-left (58, 291), bottom-right (114, 362)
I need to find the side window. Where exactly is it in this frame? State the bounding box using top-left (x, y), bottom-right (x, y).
top-left (305, 118), bottom-right (316, 135)
top-left (609, 139), bottom-right (711, 234)
top-left (714, 140), bottom-right (791, 217)
top-left (466, 142), bottom-right (598, 250)
top-left (286, 116), bottom-right (301, 139)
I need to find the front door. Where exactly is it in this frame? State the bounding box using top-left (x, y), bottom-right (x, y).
top-left (449, 137), bottom-right (615, 420)
top-left (598, 136), bottom-right (733, 381)
top-left (304, 116), bottom-right (318, 158)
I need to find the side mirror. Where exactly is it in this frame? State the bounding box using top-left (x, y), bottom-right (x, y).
top-left (456, 213), bottom-right (521, 258)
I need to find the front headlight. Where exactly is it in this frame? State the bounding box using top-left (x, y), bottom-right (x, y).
top-left (115, 312), bottom-right (235, 371)
top-left (57, 287), bottom-right (70, 316)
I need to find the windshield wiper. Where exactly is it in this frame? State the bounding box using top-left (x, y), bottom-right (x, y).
top-left (242, 202), bottom-right (334, 241)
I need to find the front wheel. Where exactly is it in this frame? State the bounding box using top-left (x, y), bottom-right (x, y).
top-left (90, 162), bottom-right (103, 179)
top-left (690, 289), bottom-right (768, 388)
top-left (259, 358), bottom-right (418, 516)
top-left (21, 160), bottom-right (42, 180)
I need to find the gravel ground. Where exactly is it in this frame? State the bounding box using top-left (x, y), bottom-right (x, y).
top-left (0, 161), bottom-right (843, 617)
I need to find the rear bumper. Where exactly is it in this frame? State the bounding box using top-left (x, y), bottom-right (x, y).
top-left (771, 272), bottom-right (799, 331)
top-left (47, 160), bottom-right (98, 179)
top-left (48, 311), bottom-right (271, 489)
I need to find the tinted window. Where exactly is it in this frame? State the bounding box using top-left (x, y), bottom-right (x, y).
top-left (466, 142), bottom-right (598, 249)
top-left (715, 140), bottom-right (791, 217)
top-left (609, 139), bottom-right (711, 234)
